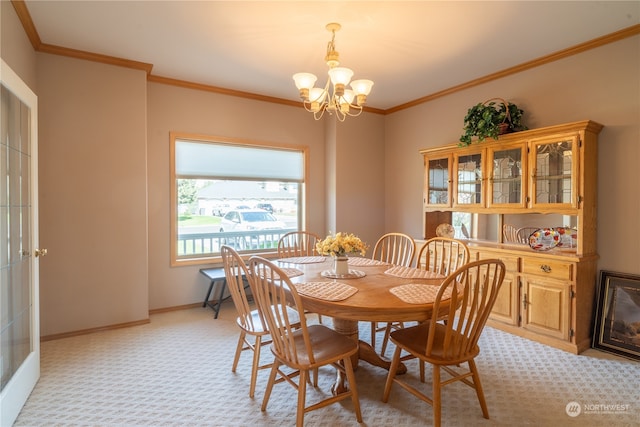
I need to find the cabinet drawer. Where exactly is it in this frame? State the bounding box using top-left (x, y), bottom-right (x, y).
top-left (522, 258), bottom-right (573, 281)
top-left (478, 251), bottom-right (519, 272)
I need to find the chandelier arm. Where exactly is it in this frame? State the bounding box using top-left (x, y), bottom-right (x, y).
top-left (345, 106), bottom-right (364, 117)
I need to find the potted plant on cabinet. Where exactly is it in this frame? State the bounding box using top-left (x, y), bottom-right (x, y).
top-left (459, 98), bottom-right (527, 146)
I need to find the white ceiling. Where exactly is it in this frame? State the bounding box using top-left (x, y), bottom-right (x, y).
top-left (23, 1), bottom-right (640, 110)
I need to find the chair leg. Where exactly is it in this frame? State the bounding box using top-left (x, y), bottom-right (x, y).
top-left (343, 356), bottom-right (363, 422)
top-left (248, 335), bottom-right (262, 398)
top-left (370, 321), bottom-right (377, 350)
top-left (261, 359), bottom-right (280, 411)
top-left (419, 360), bottom-right (425, 382)
top-left (232, 331), bottom-right (246, 373)
top-left (296, 369), bottom-right (308, 427)
top-left (382, 346), bottom-right (402, 402)
top-left (432, 366), bottom-right (441, 427)
top-left (380, 323), bottom-right (391, 356)
top-left (469, 359), bottom-right (490, 419)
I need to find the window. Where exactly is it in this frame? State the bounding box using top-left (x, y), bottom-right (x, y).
top-left (170, 133), bottom-right (308, 266)
top-left (452, 212), bottom-right (473, 239)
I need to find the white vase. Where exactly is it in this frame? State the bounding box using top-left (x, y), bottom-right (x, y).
top-left (333, 256), bottom-right (349, 276)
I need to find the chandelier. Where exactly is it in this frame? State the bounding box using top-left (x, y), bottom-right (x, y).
top-left (292, 23), bottom-right (374, 121)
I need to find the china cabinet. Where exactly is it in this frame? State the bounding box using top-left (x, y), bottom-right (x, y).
top-left (420, 120), bottom-right (603, 354)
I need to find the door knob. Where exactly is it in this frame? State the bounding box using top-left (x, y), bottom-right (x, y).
top-left (34, 248), bottom-right (48, 257)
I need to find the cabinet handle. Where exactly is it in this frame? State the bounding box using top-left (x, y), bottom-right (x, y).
top-left (540, 264), bottom-right (552, 273)
top-left (523, 293), bottom-right (528, 309)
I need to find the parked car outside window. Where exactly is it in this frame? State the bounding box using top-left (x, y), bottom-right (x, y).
top-left (219, 209), bottom-right (286, 231)
top-left (255, 203), bottom-right (274, 213)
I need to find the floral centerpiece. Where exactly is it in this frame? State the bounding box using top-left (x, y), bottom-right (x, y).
top-left (316, 232), bottom-right (368, 258)
top-left (316, 232), bottom-right (368, 276)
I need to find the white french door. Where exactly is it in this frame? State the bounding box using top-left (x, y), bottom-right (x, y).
top-left (1, 59), bottom-right (41, 426)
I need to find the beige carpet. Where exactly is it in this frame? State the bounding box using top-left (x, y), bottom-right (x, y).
top-left (14, 304), bottom-right (639, 426)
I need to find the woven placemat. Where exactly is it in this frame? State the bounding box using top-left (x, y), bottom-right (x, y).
top-left (347, 257), bottom-right (390, 267)
top-left (255, 267), bottom-right (303, 279)
top-left (277, 256), bottom-right (326, 264)
top-left (277, 267), bottom-right (303, 278)
top-left (384, 266), bottom-right (444, 279)
top-left (389, 283), bottom-right (452, 304)
top-left (294, 281), bottom-right (358, 301)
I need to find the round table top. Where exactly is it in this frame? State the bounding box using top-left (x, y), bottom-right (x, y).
top-left (277, 257), bottom-right (447, 322)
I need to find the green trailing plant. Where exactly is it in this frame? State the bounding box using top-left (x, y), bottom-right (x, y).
top-left (459, 99), bottom-right (527, 146)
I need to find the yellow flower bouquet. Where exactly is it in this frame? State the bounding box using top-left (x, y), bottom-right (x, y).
top-left (316, 232), bottom-right (368, 258)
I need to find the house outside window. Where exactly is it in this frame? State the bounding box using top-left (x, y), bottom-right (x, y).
top-left (170, 133), bottom-right (308, 266)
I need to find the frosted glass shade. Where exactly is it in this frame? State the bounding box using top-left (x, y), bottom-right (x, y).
top-left (341, 89), bottom-right (355, 105)
top-left (328, 67), bottom-right (354, 86)
top-left (309, 88), bottom-right (327, 103)
top-left (292, 73), bottom-right (317, 90)
top-left (351, 79), bottom-right (374, 96)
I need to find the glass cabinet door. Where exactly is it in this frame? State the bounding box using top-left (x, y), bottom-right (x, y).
top-left (487, 142), bottom-right (527, 208)
top-left (530, 136), bottom-right (579, 209)
top-left (424, 154), bottom-right (452, 208)
top-left (454, 149), bottom-right (484, 207)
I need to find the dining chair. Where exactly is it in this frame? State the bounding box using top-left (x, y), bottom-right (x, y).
top-left (376, 237), bottom-right (472, 356)
top-left (220, 245), bottom-right (300, 398)
top-left (516, 226), bottom-right (540, 244)
top-left (416, 237), bottom-right (470, 275)
top-left (502, 224), bottom-right (519, 243)
top-left (277, 230), bottom-right (321, 258)
top-left (370, 232), bottom-right (416, 353)
top-left (382, 259), bottom-right (506, 427)
top-left (277, 230), bottom-right (324, 324)
top-left (248, 256), bottom-right (362, 427)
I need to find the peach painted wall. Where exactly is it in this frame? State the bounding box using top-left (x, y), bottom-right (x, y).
top-left (36, 54), bottom-right (149, 336)
top-left (1, 0), bottom-right (37, 89)
top-left (333, 112), bottom-right (386, 250)
top-left (146, 83), bottom-right (333, 309)
top-left (384, 35), bottom-right (640, 275)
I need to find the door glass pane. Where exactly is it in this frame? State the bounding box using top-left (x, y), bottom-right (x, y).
top-left (492, 148), bottom-right (523, 204)
top-left (535, 140), bottom-right (572, 204)
top-left (457, 153), bottom-right (482, 204)
top-left (0, 85), bottom-right (32, 391)
top-left (427, 158), bottom-right (449, 204)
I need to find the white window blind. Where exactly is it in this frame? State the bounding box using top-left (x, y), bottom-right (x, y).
top-left (176, 140), bottom-right (304, 181)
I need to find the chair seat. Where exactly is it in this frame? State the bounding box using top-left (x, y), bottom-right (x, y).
top-left (237, 306), bottom-right (301, 335)
top-left (273, 324), bottom-right (358, 369)
top-left (237, 310), bottom-right (267, 334)
top-left (390, 322), bottom-right (479, 365)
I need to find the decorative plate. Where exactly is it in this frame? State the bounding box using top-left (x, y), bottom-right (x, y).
top-left (528, 228), bottom-right (560, 251)
top-left (554, 227), bottom-right (578, 248)
top-left (436, 223), bottom-right (455, 238)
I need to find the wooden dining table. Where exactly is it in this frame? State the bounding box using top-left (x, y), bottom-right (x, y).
top-left (276, 256), bottom-right (449, 394)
